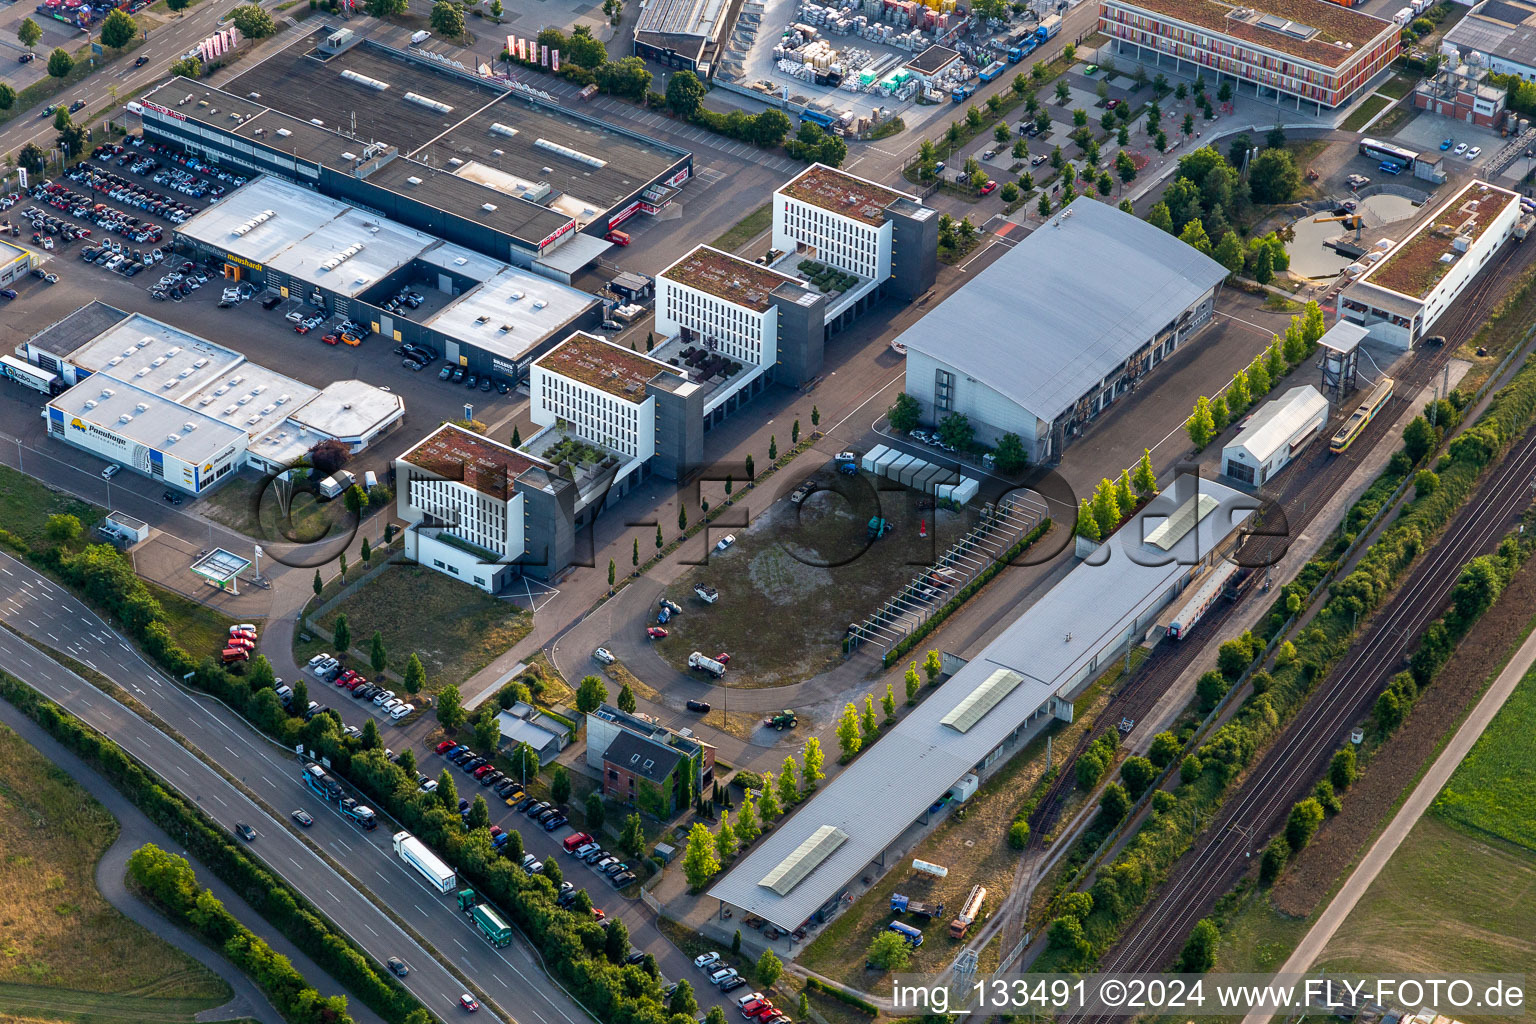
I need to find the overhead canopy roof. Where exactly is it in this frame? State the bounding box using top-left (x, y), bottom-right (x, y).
top-left (897, 199), bottom-right (1228, 423)
top-left (709, 476), bottom-right (1254, 931)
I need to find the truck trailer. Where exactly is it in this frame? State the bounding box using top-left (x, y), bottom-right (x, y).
top-left (689, 651), bottom-right (727, 678)
top-left (394, 831), bottom-right (456, 894)
top-left (978, 60), bottom-right (1006, 82)
top-left (1036, 15), bottom-right (1061, 40)
top-left (891, 893), bottom-right (944, 919)
top-left (950, 885), bottom-right (987, 938)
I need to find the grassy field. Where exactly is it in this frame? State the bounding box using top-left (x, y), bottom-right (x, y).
top-left (657, 475), bottom-right (980, 687)
top-left (1432, 667), bottom-right (1536, 851)
top-left (798, 676), bottom-right (1114, 986)
top-left (1339, 94), bottom-right (1393, 133)
top-left (0, 466), bottom-right (102, 553)
top-left (710, 204), bottom-right (773, 256)
top-left (148, 583), bottom-right (240, 665)
top-left (198, 475), bottom-right (357, 544)
top-left (0, 725), bottom-right (230, 1018)
top-left (298, 564), bottom-right (531, 691)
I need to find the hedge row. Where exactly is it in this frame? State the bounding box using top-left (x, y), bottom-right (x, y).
top-left (1037, 350), bottom-right (1536, 970)
top-left (804, 976), bottom-right (879, 1016)
top-left (129, 844), bottom-right (376, 1024)
top-left (882, 519), bottom-right (1053, 666)
top-left (0, 672), bottom-right (424, 1024)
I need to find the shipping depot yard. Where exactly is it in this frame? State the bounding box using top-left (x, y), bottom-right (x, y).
top-left (5, 0), bottom-right (1536, 1023)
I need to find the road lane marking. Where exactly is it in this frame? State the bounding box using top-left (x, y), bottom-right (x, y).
top-left (454, 938), bottom-right (470, 952)
top-left (415, 903), bottom-right (429, 918)
top-left (174, 764), bottom-right (190, 776)
top-left (326, 889), bottom-right (340, 902)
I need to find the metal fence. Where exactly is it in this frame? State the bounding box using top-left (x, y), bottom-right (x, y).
top-left (849, 490), bottom-right (1050, 656)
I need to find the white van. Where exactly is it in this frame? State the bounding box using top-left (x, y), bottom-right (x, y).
top-left (364, 470), bottom-right (378, 490)
top-left (410, 29), bottom-right (431, 42)
top-left (317, 475), bottom-right (343, 499)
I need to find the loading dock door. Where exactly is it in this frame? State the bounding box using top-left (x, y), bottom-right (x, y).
top-left (378, 314), bottom-right (393, 339)
top-left (438, 273), bottom-right (453, 294)
top-left (445, 341), bottom-right (460, 364)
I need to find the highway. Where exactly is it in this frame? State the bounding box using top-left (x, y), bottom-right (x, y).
top-left (0, 547), bottom-right (591, 1024)
top-left (1070, 379), bottom-right (1536, 1011)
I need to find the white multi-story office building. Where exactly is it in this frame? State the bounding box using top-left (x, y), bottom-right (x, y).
top-left (655, 246), bottom-right (800, 368)
top-left (395, 423), bottom-right (576, 591)
top-left (772, 164), bottom-right (905, 283)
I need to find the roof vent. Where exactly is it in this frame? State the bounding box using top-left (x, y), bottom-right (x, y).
top-left (403, 91), bottom-right (454, 114)
top-left (481, 202), bottom-right (498, 212)
top-left (406, 175), bottom-right (423, 185)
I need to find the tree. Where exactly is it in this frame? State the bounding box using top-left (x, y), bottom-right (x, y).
top-left (100, 8), bottom-right (136, 49)
top-left (1186, 396), bottom-right (1216, 449)
top-left (1132, 449), bottom-right (1157, 499)
top-left (669, 980), bottom-right (699, 1019)
top-left (490, 0), bottom-right (503, 16)
top-left (46, 514), bottom-right (82, 544)
top-left (467, 794), bottom-right (490, 832)
top-left (1179, 218), bottom-right (1212, 255)
top-left (1211, 395), bottom-right (1230, 431)
top-left (677, 503), bottom-right (687, 532)
top-left (859, 693), bottom-right (879, 741)
top-left (1213, 230), bottom-right (1244, 276)
top-left (1285, 797), bottom-right (1325, 850)
top-left (338, 553), bottom-right (349, 584)
top-left (736, 789), bottom-right (760, 844)
top-left (363, 0), bottom-right (407, 14)
top-left (333, 614), bottom-right (351, 656)
top-left (1099, 781), bottom-right (1131, 823)
top-left (1178, 919), bottom-right (1220, 972)
top-left (1403, 416), bottom-right (1437, 464)
top-left (47, 48), bottom-right (73, 79)
top-left (801, 737), bottom-right (824, 791)
top-left (1115, 470), bottom-right (1136, 512)
top-left (1248, 353), bottom-right (1271, 396)
top-left (359, 536), bottom-right (372, 569)
top-left (1091, 477), bottom-right (1121, 537)
top-left (993, 432), bottom-right (1029, 474)
top-left (436, 769), bottom-right (459, 811)
top-left (230, 3), bottom-right (275, 37)
top-left (617, 682), bottom-right (637, 714)
top-left (1329, 746), bottom-right (1358, 791)
top-left (1266, 125), bottom-right (1287, 149)
top-left (1148, 202), bottom-right (1174, 234)
top-left (778, 757), bottom-right (799, 807)
top-left (437, 684), bottom-right (465, 730)
top-left (836, 702), bottom-right (862, 761)
top-left (768, 435), bottom-right (778, 462)
top-left (866, 930), bottom-right (912, 970)
top-left (604, 917), bottom-right (629, 964)
top-left (18, 17), bottom-right (41, 48)
top-left (936, 412), bottom-right (974, 452)
top-left (369, 631), bottom-right (387, 676)
top-left (714, 810), bottom-right (737, 861)
top-left (403, 653), bottom-right (426, 695)
top-left (1119, 755), bottom-right (1158, 799)
top-left (666, 70), bottom-right (707, 117)
top-left (576, 675), bottom-right (608, 713)
top-left (882, 682), bottom-right (896, 722)
top-left (1055, 79), bottom-right (1071, 105)
top-left (887, 392), bottom-right (922, 433)
top-left (756, 949), bottom-right (782, 987)
top-left (655, 523), bottom-right (664, 550)
top-left (705, 1009), bottom-right (729, 1024)
top-left (1149, 731), bottom-right (1182, 768)
top-left (550, 764), bottom-right (571, 805)
top-left (1248, 147), bottom-right (1301, 204)
top-left (621, 812), bottom-right (645, 858)
top-left (1076, 499), bottom-right (1102, 542)
top-left (290, 680), bottom-right (309, 719)
top-left (429, 0), bottom-right (464, 37)
top-left (1154, 130), bottom-right (1168, 154)
top-left (1037, 194), bottom-right (1052, 218)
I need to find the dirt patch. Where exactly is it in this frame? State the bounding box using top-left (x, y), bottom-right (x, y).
top-left (1271, 552), bottom-right (1536, 916)
top-left (658, 474), bottom-right (980, 687)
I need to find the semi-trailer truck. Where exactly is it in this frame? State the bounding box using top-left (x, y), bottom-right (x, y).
top-left (394, 831), bottom-right (456, 893)
top-left (457, 889), bottom-right (515, 947)
top-left (302, 763), bottom-right (375, 829)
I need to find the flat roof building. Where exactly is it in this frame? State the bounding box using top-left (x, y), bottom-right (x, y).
top-left (900, 200), bottom-right (1228, 464)
top-left (396, 423), bottom-right (577, 588)
top-left (1444, 0), bottom-right (1536, 79)
top-left (1099, 0), bottom-right (1399, 110)
top-left (709, 475), bottom-right (1254, 932)
top-left (1222, 384), bottom-right (1329, 487)
top-left (176, 175), bottom-right (601, 383)
top-left (32, 308), bottom-right (402, 492)
top-left (632, 0), bottom-right (735, 73)
top-left (1341, 180), bottom-right (1521, 349)
top-left (138, 36), bottom-right (691, 273)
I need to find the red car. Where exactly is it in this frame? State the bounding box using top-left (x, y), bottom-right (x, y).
top-left (980, 180), bottom-right (998, 195)
top-left (321, 333), bottom-right (340, 345)
top-left (589, 906), bottom-right (605, 921)
top-left (436, 740), bottom-right (457, 754)
top-left (346, 675), bottom-right (368, 690)
top-left (716, 652), bottom-right (731, 664)
top-left (473, 764), bottom-right (496, 779)
top-left (646, 627), bottom-right (668, 640)
top-left (337, 669), bottom-right (358, 687)
top-left (459, 994), bottom-right (479, 1012)
top-left (563, 832), bottom-right (593, 852)
top-left (294, 323), bottom-right (312, 334)
top-left (742, 1000), bottom-right (771, 1017)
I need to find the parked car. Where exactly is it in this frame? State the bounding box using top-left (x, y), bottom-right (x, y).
top-left (695, 952), bottom-right (721, 970)
top-left (593, 648), bottom-right (615, 664)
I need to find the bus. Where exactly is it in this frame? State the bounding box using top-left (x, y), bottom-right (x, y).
top-left (1359, 138), bottom-right (1417, 172)
top-left (887, 921), bottom-right (924, 947)
top-left (0, 354), bottom-right (62, 395)
top-left (1330, 377), bottom-right (1395, 454)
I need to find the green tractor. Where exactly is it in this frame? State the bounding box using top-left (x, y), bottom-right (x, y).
top-left (763, 710), bottom-right (798, 730)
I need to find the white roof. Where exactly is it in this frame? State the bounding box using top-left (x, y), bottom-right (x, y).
top-left (65, 313), bottom-right (242, 396)
top-left (289, 380), bottom-right (404, 443)
top-left (424, 265), bottom-right (596, 362)
top-left (183, 363), bottom-right (320, 439)
top-left (50, 372), bottom-right (248, 465)
top-left (1225, 385), bottom-right (1329, 464)
top-left (709, 476), bottom-right (1254, 931)
top-left (267, 205), bottom-right (437, 298)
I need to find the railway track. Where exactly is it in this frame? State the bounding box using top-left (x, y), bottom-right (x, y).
top-left (1068, 373), bottom-right (1536, 1019)
top-left (992, 236), bottom-right (1536, 964)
